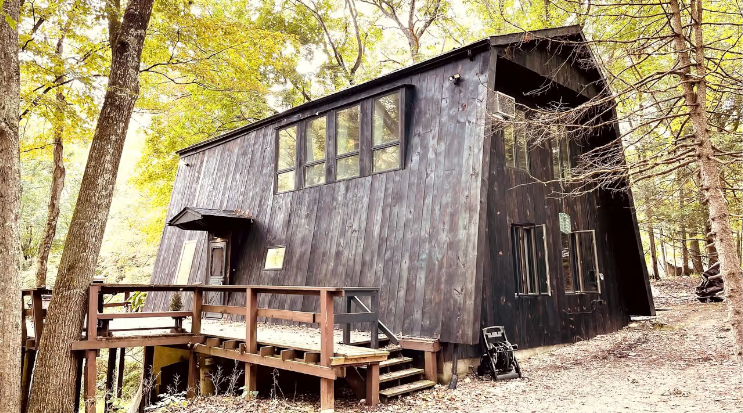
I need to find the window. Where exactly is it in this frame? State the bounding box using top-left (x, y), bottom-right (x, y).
top-left (305, 116), bottom-right (327, 187)
top-left (174, 240), bottom-right (197, 284)
top-left (336, 105), bottom-right (360, 180)
top-left (504, 109), bottom-right (528, 171)
top-left (512, 224), bottom-right (550, 295)
top-left (552, 132), bottom-right (571, 180)
top-left (561, 226), bottom-right (601, 293)
top-left (276, 126), bottom-right (297, 193)
top-left (372, 91), bottom-right (402, 173)
top-left (264, 246), bottom-right (286, 270)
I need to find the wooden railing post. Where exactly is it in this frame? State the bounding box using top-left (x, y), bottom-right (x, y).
top-left (32, 288), bottom-right (44, 344)
top-left (244, 287), bottom-right (258, 398)
top-left (342, 295), bottom-right (351, 345)
top-left (191, 287), bottom-right (202, 335)
top-left (370, 291), bottom-right (379, 349)
top-left (85, 284), bottom-right (100, 413)
top-left (188, 287), bottom-right (203, 399)
top-left (319, 290), bottom-right (334, 413)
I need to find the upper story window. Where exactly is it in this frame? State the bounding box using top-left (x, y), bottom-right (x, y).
top-left (372, 91), bottom-right (402, 173)
top-left (336, 105), bottom-right (361, 180)
top-left (276, 126), bottom-right (297, 193)
top-left (512, 224), bottom-right (550, 295)
top-left (305, 116), bottom-right (327, 187)
top-left (551, 128), bottom-right (571, 180)
top-left (274, 86), bottom-right (407, 193)
top-left (504, 109), bottom-right (528, 172)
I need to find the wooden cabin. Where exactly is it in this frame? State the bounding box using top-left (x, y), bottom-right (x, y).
top-left (147, 25), bottom-right (654, 378)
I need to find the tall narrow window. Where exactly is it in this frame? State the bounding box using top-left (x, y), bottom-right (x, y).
top-left (276, 126), bottom-right (297, 193)
top-left (336, 105), bottom-right (360, 180)
top-left (575, 230), bottom-right (600, 293)
top-left (512, 224), bottom-right (550, 295)
top-left (372, 92), bottom-right (402, 173)
top-left (561, 232), bottom-right (576, 292)
top-left (553, 135), bottom-right (571, 180)
top-left (174, 240), bottom-right (197, 285)
top-left (305, 116), bottom-right (327, 187)
top-left (504, 109), bottom-right (528, 171)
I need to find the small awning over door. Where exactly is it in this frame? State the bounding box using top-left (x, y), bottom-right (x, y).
top-left (167, 207), bottom-right (254, 232)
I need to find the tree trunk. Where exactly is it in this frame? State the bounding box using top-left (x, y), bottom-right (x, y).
top-left (647, 223), bottom-right (659, 280)
top-left (690, 237), bottom-right (704, 273)
top-left (659, 227), bottom-right (668, 277)
top-left (35, 35), bottom-right (68, 288)
top-left (679, 187), bottom-right (690, 276)
top-left (705, 220), bottom-right (719, 265)
top-left (668, 0), bottom-right (743, 358)
top-left (0, 0), bottom-right (23, 412)
top-left (26, 1), bottom-right (156, 411)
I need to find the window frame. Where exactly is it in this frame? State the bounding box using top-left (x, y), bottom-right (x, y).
top-left (512, 223), bottom-right (551, 297)
top-left (572, 229), bottom-right (601, 294)
top-left (274, 125), bottom-right (299, 194)
top-left (371, 90), bottom-right (405, 174)
top-left (303, 114), bottom-right (328, 188)
top-left (335, 103), bottom-right (362, 182)
top-left (504, 108), bottom-right (529, 172)
top-left (264, 245), bottom-right (287, 271)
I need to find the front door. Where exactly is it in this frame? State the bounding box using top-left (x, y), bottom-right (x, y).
top-left (205, 240), bottom-right (227, 318)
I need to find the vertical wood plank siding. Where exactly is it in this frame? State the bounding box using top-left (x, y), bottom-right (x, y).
top-left (149, 38), bottom-right (652, 350)
top-left (148, 53), bottom-right (489, 345)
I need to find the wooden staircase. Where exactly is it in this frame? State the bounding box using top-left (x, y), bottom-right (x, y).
top-left (357, 345), bottom-right (436, 401)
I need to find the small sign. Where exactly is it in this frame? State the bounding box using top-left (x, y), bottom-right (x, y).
top-left (559, 213), bottom-right (571, 234)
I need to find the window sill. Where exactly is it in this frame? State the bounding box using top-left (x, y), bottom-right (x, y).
top-left (515, 293), bottom-right (551, 298)
top-left (564, 291), bottom-right (601, 295)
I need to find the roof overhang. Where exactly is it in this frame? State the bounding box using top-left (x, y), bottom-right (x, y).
top-left (168, 207), bottom-right (254, 232)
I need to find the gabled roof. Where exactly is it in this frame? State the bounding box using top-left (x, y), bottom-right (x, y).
top-left (177, 25), bottom-right (597, 157)
top-left (167, 207), bottom-right (254, 231)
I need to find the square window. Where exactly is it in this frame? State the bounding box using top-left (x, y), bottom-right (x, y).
top-left (305, 162), bottom-right (325, 187)
top-left (337, 155), bottom-right (360, 180)
top-left (264, 246), bottom-right (286, 270)
top-left (373, 92), bottom-right (401, 146)
top-left (373, 145), bottom-right (400, 173)
top-left (276, 170), bottom-right (295, 193)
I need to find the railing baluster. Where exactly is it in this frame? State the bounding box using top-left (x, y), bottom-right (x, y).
top-left (244, 287), bottom-right (258, 397)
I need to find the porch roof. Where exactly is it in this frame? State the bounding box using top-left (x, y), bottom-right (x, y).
top-left (167, 207), bottom-right (254, 231)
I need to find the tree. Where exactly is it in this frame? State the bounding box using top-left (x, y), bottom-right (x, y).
top-left (0, 0), bottom-right (23, 411)
top-left (26, 0), bottom-right (156, 410)
top-left (480, 0), bottom-right (743, 356)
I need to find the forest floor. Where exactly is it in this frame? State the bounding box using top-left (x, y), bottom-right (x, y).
top-left (154, 277), bottom-right (742, 412)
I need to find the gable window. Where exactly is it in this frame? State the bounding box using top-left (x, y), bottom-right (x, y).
top-left (512, 224), bottom-right (550, 295)
top-left (504, 109), bottom-right (528, 171)
top-left (264, 246), bottom-right (286, 270)
top-left (276, 126), bottom-right (297, 193)
top-left (336, 105), bottom-right (361, 180)
top-left (372, 91), bottom-right (402, 173)
top-left (551, 131), bottom-right (571, 180)
top-left (305, 116), bottom-right (327, 187)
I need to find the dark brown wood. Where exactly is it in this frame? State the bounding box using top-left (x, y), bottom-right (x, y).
top-left (365, 363), bottom-right (380, 406)
top-left (84, 350), bottom-right (96, 413)
top-left (116, 348), bottom-right (125, 398)
top-left (97, 311), bottom-right (191, 319)
top-left (245, 288), bottom-right (258, 395)
top-left (105, 348), bottom-right (117, 412)
top-left (187, 348), bottom-right (198, 399)
top-left (71, 335), bottom-right (204, 350)
top-left (193, 345), bottom-right (337, 379)
top-left (319, 290), bottom-right (335, 412)
top-left (424, 351), bottom-right (437, 382)
top-left (140, 346), bottom-right (154, 412)
top-left (20, 349), bottom-right (36, 413)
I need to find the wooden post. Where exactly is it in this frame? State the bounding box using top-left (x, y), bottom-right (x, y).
top-left (105, 348), bottom-right (117, 412)
top-left (85, 285), bottom-right (100, 413)
top-left (244, 287), bottom-right (258, 398)
top-left (319, 290), bottom-right (335, 413)
top-left (116, 348), bottom-right (126, 398)
top-left (424, 351), bottom-right (438, 382)
top-left (75, 353), bottom-right (84, 413)
top-left (365, 363), bottom-right (379, 407)
top-left (32, 288), bottom-right (44, 344)
top-left (370, 292), bottom-right (379, 349)
top-left (187, 347), bottom-right (199, 399)
top-left (342, 295), bottom-right (351, 345)
top-left (140, 346), bottom-right (155, 412)
top-left (20, 349), bottom-right (36, 413)
top-left (84, 350), bottom-right (97, 413)
top-left (192, 287), bottom-right (203, 335)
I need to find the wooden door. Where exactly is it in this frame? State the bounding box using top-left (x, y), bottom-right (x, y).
top-left (205, 240), bottom-right (227, 318)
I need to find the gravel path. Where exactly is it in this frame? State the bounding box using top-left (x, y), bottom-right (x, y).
top-left (155, 278), bottom-right (742, 412)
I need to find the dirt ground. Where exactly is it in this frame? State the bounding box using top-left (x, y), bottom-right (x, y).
top-left (156, 277), bottom-right (742, 412)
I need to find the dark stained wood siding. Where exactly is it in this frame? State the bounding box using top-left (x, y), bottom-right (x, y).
top-left (148, 51), bottom-right (491, 345)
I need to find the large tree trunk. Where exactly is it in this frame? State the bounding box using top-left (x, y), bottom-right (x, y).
top-left (669, 0), bottom-right (743, 358)
top-left (26, 0), bottom-right (155, 411)
top-left (35, 35), bottom-right (68, 288)
top-left (679, 188), bottom-right (690, 276)
top-left (0, 0), bottom-right (23, 412)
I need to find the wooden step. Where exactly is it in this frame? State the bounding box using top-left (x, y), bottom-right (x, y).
top-left (360, 356), bottom-right (413, 369)
top-left (379, 367), bottom-right (424, 383)
top-left (379, 380), bottom-right (436, 398)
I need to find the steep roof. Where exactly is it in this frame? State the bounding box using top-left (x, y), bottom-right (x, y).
top-left (177, 25), bottom-right (593, 156)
